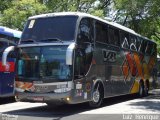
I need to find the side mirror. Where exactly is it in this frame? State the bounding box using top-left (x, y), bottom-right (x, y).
top-left (2, 46), bottom-right (15, 66)
top-left (66, 43), bottom-right (76, 65)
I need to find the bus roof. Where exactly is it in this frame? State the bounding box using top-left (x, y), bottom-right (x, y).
top-left (28, 12), bottom-right (155, 44)
top-left (29, 12), bottom-right (137, 34)
top-left (0, 26), bottom-right (22, 38)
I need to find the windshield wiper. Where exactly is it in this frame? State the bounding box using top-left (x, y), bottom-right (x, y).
top-left (20, 39), bottom-right (37, 44)
top-left (39, 38), bottom-right (63, 43)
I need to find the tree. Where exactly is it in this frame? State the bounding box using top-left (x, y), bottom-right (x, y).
top-left (0, 0), bottom-right (13, 14)
top-left (0, 0), bottom-right (48, 30)
top-left (113, 0), bottom-right (160, 53)
top-left (43, 0), bottom-right (112, 17)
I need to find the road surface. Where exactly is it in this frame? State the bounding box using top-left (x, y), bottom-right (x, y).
top-left (0, 89), bottom-right (160, 120)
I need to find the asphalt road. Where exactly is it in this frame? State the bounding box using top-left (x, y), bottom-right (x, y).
top-left (0, 90), bottom-right (160, 120)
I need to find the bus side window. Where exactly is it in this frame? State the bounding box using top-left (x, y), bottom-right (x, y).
top-left (75, 18), bottom-right (93, 79)
top-left (108, 27), bottom-right (120, 46)
top-left (74, 48), bottom-right (85, 78)
top-left (140, 39), bottom-right (147, 54)
top-left (137, 37), bottom-right (142, 52)
top-left (120, 31), bottom-right (130, 49)
top-left (152, 44), bottom-right (157, 56)
top-left (77, 18), bottom-right (91, 43)
top-left (0, 41), bottom-right (8, 55)
top-left (130, 34), bottom-right (137, 51)
top-left (95, 22), bottom-right (108, 44)
top-left (145, 42), bottom-right (153, 55)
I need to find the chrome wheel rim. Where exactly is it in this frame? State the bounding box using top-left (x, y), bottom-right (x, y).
top-left (93, 90), bottom-right (100, 103)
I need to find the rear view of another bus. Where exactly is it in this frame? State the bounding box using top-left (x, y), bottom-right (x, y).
top-left (0, 26), bottom-right (22, 98)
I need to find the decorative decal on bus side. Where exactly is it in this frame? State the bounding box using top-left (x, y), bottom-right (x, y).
top-left (16, 81), bottom-right (34, 92)
top-left (102, 49), bottom-right (116, 62)
top-left (0, 61), bottom-right (15, 72)
top-left (86, 82), bottom-right (91, 92)
top-left (76, 83), bottom-right (82, 89)
top-left (121, 51), bottom-right (156, 94)
top-left (133, 53), bottom-right (143, 79)
top-left (126, 52), bottom-right (137, 77)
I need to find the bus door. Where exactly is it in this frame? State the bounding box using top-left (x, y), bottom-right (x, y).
top-left (0, 58), bottom-right (15, 97)
top-left (73, 42), bottom-right (94, 101)
top-left (73, 18), bottom-right (94, 101)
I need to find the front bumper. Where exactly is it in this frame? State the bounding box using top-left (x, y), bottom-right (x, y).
top-left (15, 91), bottom-right (72, 105)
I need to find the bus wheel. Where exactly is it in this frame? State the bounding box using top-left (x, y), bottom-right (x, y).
top-left (138, 81), bottom-right (144, 97)
top-left (89, 83), bottom-right (103, 108)
top-left (144, 81), bottom-right (149, 96)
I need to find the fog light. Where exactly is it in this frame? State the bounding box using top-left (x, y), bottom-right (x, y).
top-left (66, 97), bottom-right (70, 101)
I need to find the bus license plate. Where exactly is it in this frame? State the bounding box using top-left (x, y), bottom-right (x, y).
top-left (33, 96), bottom-right (44, 101)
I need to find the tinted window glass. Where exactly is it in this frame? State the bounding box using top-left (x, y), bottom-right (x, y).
top-left (130, 35), bottom-right (137, 51)
top-left (18, 46), bottom-right (71, 81)
top-left (146, 42), bottom-right (154, 55)
top-left (121, 31), bottom-right (129, 49)
top-left (108, 27), bottom-right (120, 46)
top-left (95, 22), bottom-right (108, 43)
top-left (21, 16), bottom-right (78, 42)
top-left (140, 38), bottom-right (147, 54)
top-left (77, 18), bottom-right (92, 43)
top-left (0, 36), bottom-right (17, 56)
top-left (137, 37), bottom-right (142, 52)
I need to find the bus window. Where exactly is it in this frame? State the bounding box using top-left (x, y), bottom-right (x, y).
top-left (75, 18), bottom-right (93, 78)
top-left (0, 41), bottom-right (8, 55)
top-left (77, 18), bottom-right (91, 43)
top-left (130, 34), bottom-right (137, 51)
top-left (146, 42), bottom-right (153, 55)
top-left (152, 44), bottom-right (157, 56)
top-left (120, 31), bottom-right (130, 49)
top-left (74, 42), bottom-right (93, 79)
top-left (137, 37), bottom-right (142, 52)
top-left (74, 48), bottom-right (85, 78)
top-left (140, 38), bottom-right (147, 54)
top-left (21, 16), bottom-right (77, 42)
top-left (108, 27), bottom-right (120, 46)
top-left (95, 21), bottom-right (108, 44)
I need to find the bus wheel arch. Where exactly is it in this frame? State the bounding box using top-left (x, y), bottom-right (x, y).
top-left (89, 80), bottom-right (104, 108)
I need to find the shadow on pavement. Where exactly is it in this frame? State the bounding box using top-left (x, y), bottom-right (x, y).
top-left (0, 90), bottom-right (159, 120)
top-left (1, 94), bottom-right (138, 118)
top-left (0, 97), bottom-right (15, 105)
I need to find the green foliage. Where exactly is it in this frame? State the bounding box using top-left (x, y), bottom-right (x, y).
top-left (113, 0), bottom-right (160, 53)
top-left (0, 0), bottom-right (48, 30)
top-left (0, 0), bottom-right (110, 30)
top-left (0, 0), bottom-right (13, 13)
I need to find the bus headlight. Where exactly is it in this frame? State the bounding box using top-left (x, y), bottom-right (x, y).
top-left (15, 88), bottom-right (25, 92)
top-left (54, 88), bottom-right (71, 93)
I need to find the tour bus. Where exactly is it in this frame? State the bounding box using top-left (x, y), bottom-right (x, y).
top-left (157, 56), bottom-right (160, 86)
top-left (2, 12), bottom-right (157, 107)
top-left (0, 26), bottom-right (22, 97)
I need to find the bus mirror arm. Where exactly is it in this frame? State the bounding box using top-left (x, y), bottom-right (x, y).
top-left (2, 46), bottom-right (15, 66)
top-left (66, 43), bottom-right (76, 65)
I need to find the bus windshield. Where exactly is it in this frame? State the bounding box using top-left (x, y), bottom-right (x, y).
top-left (17, 46), bottom-right (72, 82)
top-left (21, 16), bottom-right (78, 43)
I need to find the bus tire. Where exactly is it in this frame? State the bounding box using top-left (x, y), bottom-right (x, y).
top-left (138, 81), bottom-right (144, 97)
top-left (144, 80), bottom-right (149, 96)
top-left (89, 82), bottom-right (104, 108)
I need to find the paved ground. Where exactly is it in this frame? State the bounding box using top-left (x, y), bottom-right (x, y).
top-left (0, 89), bottom-right (160, 120)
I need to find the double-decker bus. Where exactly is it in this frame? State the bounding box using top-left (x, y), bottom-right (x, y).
top-left (0, 26), bottom-right (22, 97)
top-left (2, 12), bottom-right (157, 107)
